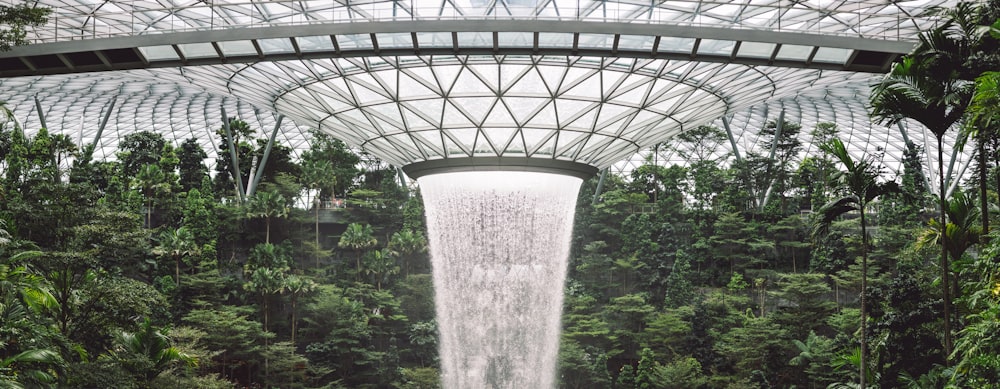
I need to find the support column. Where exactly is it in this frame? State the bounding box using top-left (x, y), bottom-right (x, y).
top-left (949, 156), bottom-right (972, 198)
top-left (761, 109), bottom-right (786, 208)
top-left (592, 168), bottom-right (608, 205)
top-left (33, 95), bottom-right (47, 130)
top-left (222, 106), bottom-right (247, 203)
top-left (90, 97), bottom-right (117, 158)
top-left (896, 121), bottom-right (933, 194)
top-left (246, 115), bottom-right (284, 198)
top-left (397, 167), bottom-right (409, 189)
top-left (721, 115), bottom-right (743, 162)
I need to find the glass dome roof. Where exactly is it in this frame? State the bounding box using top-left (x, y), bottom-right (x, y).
top-left (0, 0), bottom-right (967, 187)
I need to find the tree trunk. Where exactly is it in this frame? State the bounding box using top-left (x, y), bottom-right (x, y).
top-left (315, 197), bottom-right (320, 268)
top-left (291, 295), bottom-right (298, 347)
top-left (263, 296), bottom-right (270, 386)
top-left (979, 136), bottom-right (989, 236)
top-left (860, 208), bottom-right (868, 389)
top-left (356, 251), bottom-right (362, 282)
top-left (265, 218), bottom-right (271, 244)
top-left (938, 136), bottom-right (953, 360)
top-left (175, 256), bottom-right (181, 287)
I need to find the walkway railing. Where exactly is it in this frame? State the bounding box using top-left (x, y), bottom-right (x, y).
top-left (26, 0), bottom-right (930, 44)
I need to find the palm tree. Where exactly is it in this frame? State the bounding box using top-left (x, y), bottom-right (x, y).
top-left (301, 159), bottom-right (337, 265)
top-left (338, 223), bottom-right (377, 282)
top-left (870, 54), bottom-right (971, 360)
top-left (245, 190), bottom-right (289, 244)
top-left (152, 226), bottom-right (201, 286)
top-left (917, 190), bottom-right (982, 277)
top-left (112, 318), bottom-right (196, 384)
top-left (284, 275), bottom-right (316, 346)
top-left (134, 164), bottom-right (168, 228)
top-left (814, 138), bottom-right (899, 389)
top-left (0, 348), bottom-right (62, 388)
top-left (364, 249), bottom-right (399, 291)
top-left (242, 265), bottom-right (285, 385)
top-left (386, 229), bottom-right (428, 276)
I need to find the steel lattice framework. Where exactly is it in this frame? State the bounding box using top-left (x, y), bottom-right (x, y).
top-left (0, 0), bottom-right (973, 190)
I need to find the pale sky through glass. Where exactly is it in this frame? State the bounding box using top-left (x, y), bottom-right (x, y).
top-left (0, 0), bottom-right (970, 189)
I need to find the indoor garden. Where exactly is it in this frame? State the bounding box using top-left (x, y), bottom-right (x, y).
top-left (2, 0), bottom-right (1000, 388)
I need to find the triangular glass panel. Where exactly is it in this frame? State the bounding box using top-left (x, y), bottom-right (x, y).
top-left (555, 99), bottom-right (596, 126)
top-left (371, 70), bottom-right (399, 99)
top-left (468, 64), bottom-right (500, 92)
top-left (503, 97), bottom-right (548, 124)
top-left (432, 65), bottom-right (463, 94)
top-left (483, 102), bottom-right (517, 126)
top-left (445, 128), bottom-right (478, 153)
top-left (404, 99), bottom-right (445, 127)
top-left (398, 72), bottom-right (440, 100)
top-left (601, 71), bottom-right (629, 98)
top-left (596, 115), bottom-right (632, 136)
top-left (400, 103), bottom-right (437, 130)
top-left (557, 67), bottom-right (598, 95)
top-left (451, 68), bottom-right (494, 95)
top-left (441, 131), bottom-right (470, 157)
top-left (554, 130), bottom-right (588, 155)
top-left (347, 80), bottom-right (390, 106)
top-left (473, 129), bottom-right (501, 156)
top-left (562, 72), bottom-right (602, 98)
top-left (529, 132), bottom-right (558, 157)
top-left (412, 130), bottom-right (444, 154)
top-left (401, 67), bottom-right (443, 95)
top-left (505, 67), bottom-right (549, 97)
top-left (501, 129), bottom-right (527, 156)
top-left (521, 128), bottom-right (556, 152)
top-left (368, 102), bottom-right (404, 127)
top-left (452, 97), bottom-right (497, 125)
top-left (442, 101), bottom-right (475, 127)
top-left (566, 106), bottom-right (599, 131)
top-left (536, 65), bottom-right (567, 91)
top-left (499, 64), bottom-right (531, 92)
top-left (558, 136), bottom-right (588, 159)
top-left (525, 102), bottom-right (558, 128)
top-left (596, 104), bottom-right (634, 128)
top-left (482, 127), bottom-right (518, 151)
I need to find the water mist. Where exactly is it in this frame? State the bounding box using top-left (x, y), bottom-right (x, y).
top-left (418, 171), bottom-right (583, 389)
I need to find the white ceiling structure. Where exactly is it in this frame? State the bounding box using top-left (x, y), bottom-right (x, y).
top-left (0, 0), bottom-right (972, 191)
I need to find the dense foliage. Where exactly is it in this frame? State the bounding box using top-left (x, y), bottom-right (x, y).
top-left (0, 2), bottom-right (999, 388)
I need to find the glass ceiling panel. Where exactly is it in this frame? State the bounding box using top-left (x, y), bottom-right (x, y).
top-left (178, 42), bottom-right (218, 59)
top-left (138, 45), bottom-right (179, 61)
top-left (24, 0), bottom-right (951, 44)
top-left (2, 0), bottom-right (963, 185)
top-left (297, 35), bottom-right (335, 52)
top-left (217, 40), bottom-right (258, 57)
top-left (417, 32), bottom-right (453, 48)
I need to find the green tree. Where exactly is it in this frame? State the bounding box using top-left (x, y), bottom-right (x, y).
top-left (0, 4), bottom-right (50, 51)
top-left (283, 275), bottom-right (316, 347)
top-left (133, 164), bottom-right (168, 229)
top-left (363, 249), bottom-right (398, 291)
top-left (338, 223), bottom-right (377, 282)
top-left (152, 226), bottom-right (201, 287)
top-left (386, 229), bottom-right (428, 277)
top-left (245, 190), bottom-right (288, 244)
top-left (869, 7), bottom-right (983, 355)
top-left (176, 138), bottom-right (209, 192)
top-left (301, 158), bottom-right (336, 266)
top-left (117, 132), bottom-right (167, 180)
top-left (111, 318), bottom-right (196, 385)
top-left (814, 137), bottom-right (898, 388)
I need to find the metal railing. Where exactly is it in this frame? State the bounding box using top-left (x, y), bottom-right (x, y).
top-left (25, 0), bottom-right (931, 44)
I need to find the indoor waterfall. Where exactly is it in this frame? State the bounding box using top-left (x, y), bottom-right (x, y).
top-left (419, 171), bottom-right (583, 389)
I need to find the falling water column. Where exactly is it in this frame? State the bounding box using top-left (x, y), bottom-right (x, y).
top-left (407, 159), bottom-right (595, 389)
